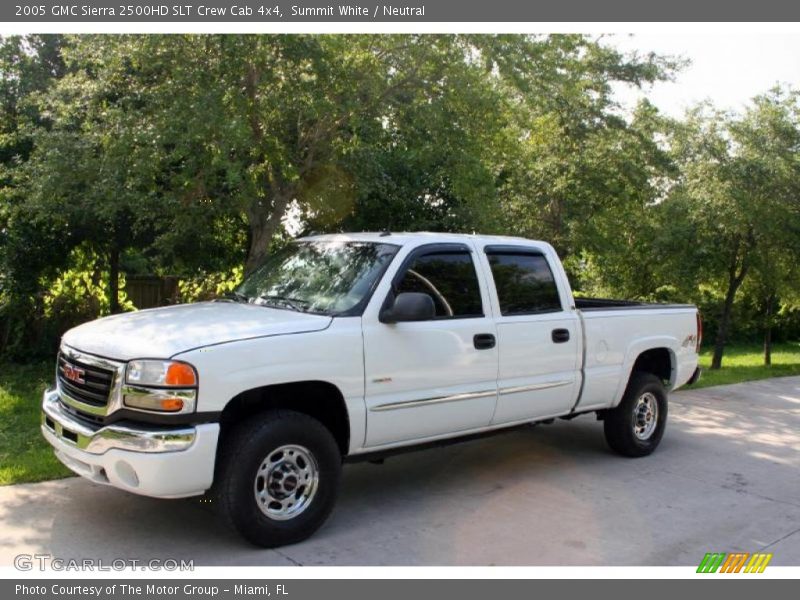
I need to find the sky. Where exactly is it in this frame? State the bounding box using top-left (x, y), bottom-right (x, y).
top-left (609, 33), bottom-right (800, 118)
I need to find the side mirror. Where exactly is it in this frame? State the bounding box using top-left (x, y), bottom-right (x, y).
top-left (380, 292), bottom-right (436, 323)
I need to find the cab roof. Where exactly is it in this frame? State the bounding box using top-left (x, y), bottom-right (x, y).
top-left (299, 231), bottom-right (545, 247)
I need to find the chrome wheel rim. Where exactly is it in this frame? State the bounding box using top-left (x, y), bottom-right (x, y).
top-left (254, 444), bottom-right (319, 521)
top-left (633, 392), bottom-right (659, 440)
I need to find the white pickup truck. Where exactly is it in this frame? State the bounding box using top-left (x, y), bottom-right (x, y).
top-left (42, 232), bottom-right (701, 547)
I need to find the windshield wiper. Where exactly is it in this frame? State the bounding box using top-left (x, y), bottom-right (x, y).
top-left (257, 295), bottom-right (310, 312)
top-left (219, 291), bottom-right (249, 303)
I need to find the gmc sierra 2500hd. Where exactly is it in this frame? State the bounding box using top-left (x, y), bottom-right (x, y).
top-left (42, 232), bottom-right (701, 547)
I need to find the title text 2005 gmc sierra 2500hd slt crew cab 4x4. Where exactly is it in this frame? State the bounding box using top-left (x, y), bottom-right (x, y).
top-left (42, 232), bottom-right (701, 547)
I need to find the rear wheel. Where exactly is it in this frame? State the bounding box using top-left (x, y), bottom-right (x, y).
top-left (214, 410), bottom-right (341, 547)
top-left (603, 372), bottom-right (668, 457)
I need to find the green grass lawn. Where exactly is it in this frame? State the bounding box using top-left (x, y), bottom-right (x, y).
top-left (693, 341), bottom-right (800, 388)
top-left (0, 361), bottom-right (70, 485)
top-left (1, 342), bottom-right (799, 486)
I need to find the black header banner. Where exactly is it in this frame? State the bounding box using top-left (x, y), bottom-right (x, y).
top-left (3, 0), bottom-right (800, 23)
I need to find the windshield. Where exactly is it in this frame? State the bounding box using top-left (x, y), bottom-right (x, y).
top-left (235, 241), bottom-right (399, 315)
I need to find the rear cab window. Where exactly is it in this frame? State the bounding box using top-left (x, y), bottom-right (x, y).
top-left (485, 248), bottom-right (562, 315)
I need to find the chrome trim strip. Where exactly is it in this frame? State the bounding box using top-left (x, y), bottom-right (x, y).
top-left (58, 388), bottom-right (110, 416)
top-left (60, 345), bottom-right (123, 373)
top-left (41, 389), bottom-right (195, 454)
top-left (370, 381), bottom-right (574, 412)
top-left (371, 389), bottom-right (497, 412)
top-left (122, 385), bottom-right (197, 413)
top-left (499, 380), bottom-right (573, 395)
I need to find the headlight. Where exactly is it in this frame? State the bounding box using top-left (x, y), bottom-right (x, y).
top-left (126, 360), bottom-right (197, 387)
top-left (124, 360), bottom-right (197, 413)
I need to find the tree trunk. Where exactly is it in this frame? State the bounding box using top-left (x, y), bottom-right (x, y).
top-left (243, 190), bottom-right (292, 275)
top-left (0, 315), bottom-right (9, 356)
top-left (763, 293), bottom-right (775, 366)
top-left (244, 218), bottom-right (275, 275)
top-left (108, 246), bottom-right (120, 314)
top-left (711, 284), bottom-right (737, 370)
top-left (241, 62), bottom-right (291, 276)
top-left (710, 243), bottom-right (750, 370)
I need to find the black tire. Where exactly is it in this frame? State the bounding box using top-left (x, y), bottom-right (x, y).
top-left (214, 410), bottom-right (341, 547)
top-left (603, 372), bottom-right (668, 457)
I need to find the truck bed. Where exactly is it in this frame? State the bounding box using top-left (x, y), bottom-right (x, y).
top-left (573, 297), bottom-right (699, 411)
top-left (575, 297), bottom-right (695, 311)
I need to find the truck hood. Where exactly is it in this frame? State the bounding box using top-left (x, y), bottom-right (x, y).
top-left (61, 302), bottom-right (332, 361)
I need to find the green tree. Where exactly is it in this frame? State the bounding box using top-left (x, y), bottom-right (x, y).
top-left (493, 38), bottom-right (680, 264)
top-left (16, 34), bottom-right (777, 364)
top-left (0, 35), bottom-right (68, 356)
top-left (16, 34), bottom-right (677, 285)
top-left (64, 34), bottom-right (505, 274)
top-left (668, 89), bottom-right (800, 368)
top-left (733, 90), bottom-right (800, 364)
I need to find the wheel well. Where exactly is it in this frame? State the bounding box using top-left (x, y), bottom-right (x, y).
top-left (219, 381), bottom-right (350, 456)
top-left (631, 347), bottom-right (673, 385)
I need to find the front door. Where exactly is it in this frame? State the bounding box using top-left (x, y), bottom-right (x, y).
top-left (362, 244), bottom-right (499, 447)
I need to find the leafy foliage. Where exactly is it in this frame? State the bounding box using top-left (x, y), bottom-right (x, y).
top-left (0, 34), bottom-right (798, 366)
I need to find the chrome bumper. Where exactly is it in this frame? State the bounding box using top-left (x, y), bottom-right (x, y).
top-left (41, 388), bottom-right (196, 454)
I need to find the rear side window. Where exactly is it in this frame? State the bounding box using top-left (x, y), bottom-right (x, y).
top-left (395, 251), bottom-right (483, 318)
top-left (486, 252), bottom-right (562, 315)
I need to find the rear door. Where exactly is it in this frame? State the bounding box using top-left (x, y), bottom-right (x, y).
top-left (479, 244), bottom-right (581, 424)
top-left (361, 243), bottom-right (499, 447)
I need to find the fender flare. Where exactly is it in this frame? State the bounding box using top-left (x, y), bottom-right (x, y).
top-left (610, 336), bottom-right (679, 408)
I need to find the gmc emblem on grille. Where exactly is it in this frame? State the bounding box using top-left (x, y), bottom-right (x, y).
top-left (62, 364), bottom-right (85, 384)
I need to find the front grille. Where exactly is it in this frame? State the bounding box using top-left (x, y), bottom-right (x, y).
top-left (57, 352), bottom-right (114, 408)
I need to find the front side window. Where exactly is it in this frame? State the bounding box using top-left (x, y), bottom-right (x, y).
top-left (487, 251), bottom-right (562, 315)
top-left (394, 250), bottom-right (483, 318)
top-left (237, 241), bottom-right (399, 315)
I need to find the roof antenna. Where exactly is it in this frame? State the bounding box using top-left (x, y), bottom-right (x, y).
top-left (379, 230), bottom-right (391, 237)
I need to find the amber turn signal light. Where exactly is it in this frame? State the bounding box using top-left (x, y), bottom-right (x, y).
top-left (159, 397), bottom-right (185, 412)
top-left (165, 363), bottom-right (197, 386)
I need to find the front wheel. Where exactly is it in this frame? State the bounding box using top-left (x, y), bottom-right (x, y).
top-left (603, 372), bottom-right (668, 457)
top-left (214, 410), bottom-right (341, 547)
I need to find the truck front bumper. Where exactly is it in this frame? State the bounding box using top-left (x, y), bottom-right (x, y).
top-left (41, 389), bottom-right (219, 498)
